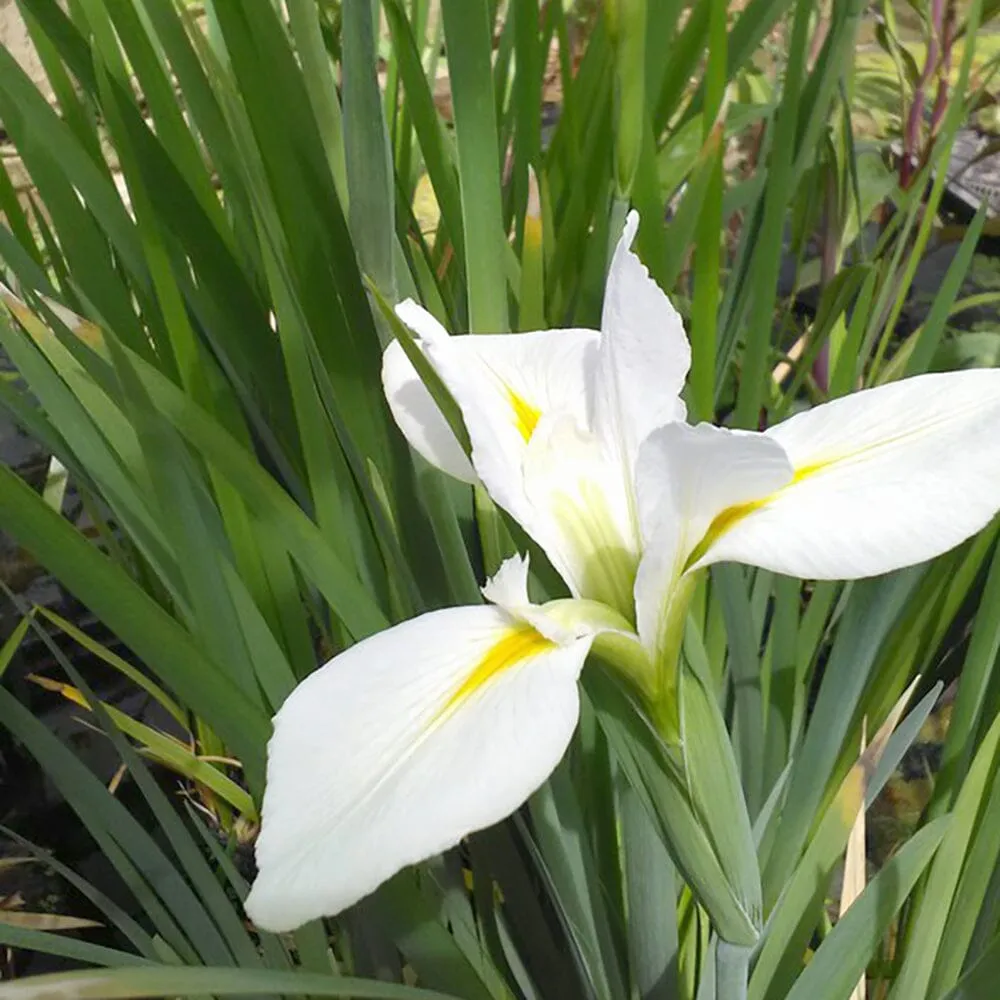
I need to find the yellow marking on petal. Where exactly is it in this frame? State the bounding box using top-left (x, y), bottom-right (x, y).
top-left (506, 386), bottom-right (542, 442)
top-left (441, 624), bottom-right (554, 717)
top-left (683, 459), bottom-right (833, 571)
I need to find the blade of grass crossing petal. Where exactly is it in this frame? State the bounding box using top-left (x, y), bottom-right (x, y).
top-left (301, 315), bottom-right (426, 616)
top-left (440, 0), bottom-right (508, 332)
top-left (368, 277), bottom-right (471, 457)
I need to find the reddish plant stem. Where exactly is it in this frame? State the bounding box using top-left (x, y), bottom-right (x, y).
top-left (901, 0), bottom-right (946, 187)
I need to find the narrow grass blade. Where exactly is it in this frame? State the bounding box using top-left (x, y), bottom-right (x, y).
top-left (440, 0), bottom-right (507, 332)
top-left (783, 818), bottom-right (949, 1000)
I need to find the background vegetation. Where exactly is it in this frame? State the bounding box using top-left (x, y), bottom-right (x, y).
top-left (0, 0), bottom-right (1000, 997)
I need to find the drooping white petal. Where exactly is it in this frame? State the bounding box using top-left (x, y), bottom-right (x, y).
top-left (521, 412), bottom-right (641, 616)
top-left (245, 605), bottom-right (592, 932)
top-left (593, 211), bottom-right (692, 479)
top-left (693, 370), bottom-right (1000, 579)
top-left (382, 339), bottom-right (477, 483)
top-left (633, 423), bottom-right (793, 654)
top-left (423, 327), bottom-right (599, 516)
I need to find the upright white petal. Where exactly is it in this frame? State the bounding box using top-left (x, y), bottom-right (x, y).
top-left (594, 211), bottom-right (692, 479)
top-left (245, 605), bottom-right (592, 932)
top-left (633, 423), bottom-right (792, 654)
top-left (389, 302), bottom-right (644, 609)
top-left (692, 370), bottom-right (1000, 579)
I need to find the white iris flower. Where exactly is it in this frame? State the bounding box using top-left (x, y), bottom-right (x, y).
top-left (246, 212), bottom-right (1000, 932)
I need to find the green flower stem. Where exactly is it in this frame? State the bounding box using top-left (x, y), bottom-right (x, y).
top-left (716, 940), bottom-right (751, 1000)
top-left (648, 571), bottom-right (701, 743)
